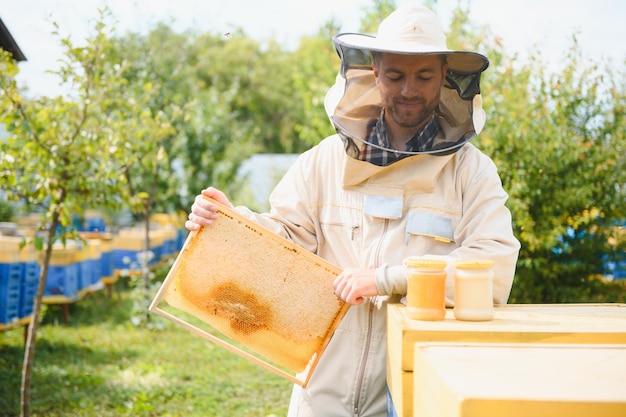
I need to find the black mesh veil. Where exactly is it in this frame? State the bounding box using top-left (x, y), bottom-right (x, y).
top-left (327, 34), bottom-right (489, 158)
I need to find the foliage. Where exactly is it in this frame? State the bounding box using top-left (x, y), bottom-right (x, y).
top-left (289, 23), bottom-right (341, 149)
top-left (0, 9), bottom-right (160, 416)
top-left (106, 26), bottom-right (203, 211)
top-left (357, 0), bottom-right (399, 33)
top-left (123, 255), bottom-right (172, 329)
top-left (106, 26), bottom-right (261, 209)
top-left (0, 40), bottom-right (127, 229)
top-left (98, 30), bottom-right (184, 323)
top-left (0, 13), bottom-right (132, 248)
top-left (102, 18), bottom-right (345, 210)
top-left (0, 199), bottom-right (14, 221)
top-left (0, 283), bottom-right (292, 417)
top-left (447, 4), bottom-right (626, 302)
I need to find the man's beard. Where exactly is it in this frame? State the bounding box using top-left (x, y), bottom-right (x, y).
top-left (388, 97), bottom-right (438, 129)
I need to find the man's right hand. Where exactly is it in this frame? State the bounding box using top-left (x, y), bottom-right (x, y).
top-left (185, 187), bottom-right (233, 231)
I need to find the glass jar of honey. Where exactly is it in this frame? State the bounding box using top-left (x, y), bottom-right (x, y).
top-left (404, 257), bottom-right (448, 321)
top-left (453, 260), bottom-right (495, 321)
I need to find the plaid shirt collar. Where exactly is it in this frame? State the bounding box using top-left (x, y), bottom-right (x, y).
top-left (360, 111), bottom-right (439, 166)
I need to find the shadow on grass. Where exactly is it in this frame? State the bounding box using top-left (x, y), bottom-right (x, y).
top-left (40, 279), bottom-right (135, 328)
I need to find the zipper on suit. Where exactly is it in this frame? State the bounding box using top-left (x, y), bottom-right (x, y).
top-left (353, 299), bottom-right (376, 416)
top-left (353, 219), bottom-right (389, 416)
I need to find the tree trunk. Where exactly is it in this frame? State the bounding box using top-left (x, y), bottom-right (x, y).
top-left (143, 211), bottom-right (151, 323)
top-left (20, 213), bottom-right (61, 417)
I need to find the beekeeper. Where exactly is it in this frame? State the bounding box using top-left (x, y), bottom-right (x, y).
top-left (186, 3), bottom-right (520, 416)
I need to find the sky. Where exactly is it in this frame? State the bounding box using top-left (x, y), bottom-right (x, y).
top-left (2, 0), bottom-right (625, 98)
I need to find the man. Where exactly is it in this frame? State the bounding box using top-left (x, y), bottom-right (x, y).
top-left (186, 4), bottom-right (520, 416)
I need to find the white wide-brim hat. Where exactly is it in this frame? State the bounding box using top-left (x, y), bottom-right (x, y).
top-left (326, 3), bottom-right (489, 158)
top-left (333, 4), bottom-right (488, 74)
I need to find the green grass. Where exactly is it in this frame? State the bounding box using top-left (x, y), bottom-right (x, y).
top-left (0, 280), bottom-right (292, 417)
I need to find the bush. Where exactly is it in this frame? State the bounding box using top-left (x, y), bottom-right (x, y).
top-left (0, 200), bottom-right (14, 222)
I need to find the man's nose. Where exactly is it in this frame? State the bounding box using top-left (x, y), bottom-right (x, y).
top-left (401, 79), bottom-right (420, 98)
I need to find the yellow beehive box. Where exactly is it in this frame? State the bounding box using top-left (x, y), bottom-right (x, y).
top-left (163, 223), bottom-right (177, 241)
top-left (74, 242), bottom-right (90, 263)
top-left (113, 229), bottom-right (145, 251)
top-left (99, 237), bottom-right (113, 253)
top-left (93, 233), bottom-right (116, 284)
top-left (412, 342), bottom-right (626, 417)
top-left (13, 214), bottom-right (40, 229)
top-left (0, 236), bottom-right (22, 263)
top-left (20, 242), bottom-right (40, 263)
top-left (114, 228), bottom-right (162, 251)
top-left (46, 241), bottom-right (79, 266)
top-left (150, 228), bottom-right (165, 248)
top-left (87, 239), bottom-right (101, 261)
top-left (167, 211), bottom-right (187, 228)
top-left (79, 232), bottom-right (113, 251)
top-left (16, 228), bottom-right (36, 238)
top-left (150, 213), bottom-right (172, 226)
top-left (387, 303), bottom-right (626, 417)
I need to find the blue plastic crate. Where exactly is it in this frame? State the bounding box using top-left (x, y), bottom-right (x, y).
top-left (1, 262), bottom-right (22, 324)
top-left (151, 244), bottom-right (163, 264)
top-left (83, 216), bottom-right (106, 232)
top-left (44, 263), bottom-right (79, 298)
top-left (77, 259), bottom-right (92, 291)
top-left (100, 251), bottom-right (114, 278)
top-left (113, 249), bottom-right (141, 270)
top-left (176, 228), bottom-right (188, 250)
top-left (161, 239), bottom-right (170, 257)
top-left (166, 238), bottom-right (177, 256)
top-left (20, 261), bottom-right (40, 318)
top-left (89, 257), bottom-right (102, 285)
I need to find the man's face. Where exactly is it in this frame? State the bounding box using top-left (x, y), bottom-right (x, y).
top-left (373, 53), bottom-right (447, 132)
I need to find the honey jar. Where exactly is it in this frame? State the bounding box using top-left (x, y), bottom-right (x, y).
top-left (404, 257), bottom-right (448, 321)
top-left (453, 260), bottom-right (495, 321)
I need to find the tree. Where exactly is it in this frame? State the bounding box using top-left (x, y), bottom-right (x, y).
top-left (358, 0), bottom-right (399, 33)
top-left (289, 20), bottom-right (341, 150)
top-left (485, 47), bottom-right (625, 302)
top-left (108, 26), bottom-right (261, 208)
top-left (445, 3), bottom-right (626, 302)
top-left (0, 10), bottom-right (131, 416)
top-left (106, 76), bottom-right (177, 326)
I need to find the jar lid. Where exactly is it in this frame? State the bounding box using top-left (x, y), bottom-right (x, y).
top-left (404, 257), bottom-right (447, 269)
top-left (454, 259), bottom-right (495, 269)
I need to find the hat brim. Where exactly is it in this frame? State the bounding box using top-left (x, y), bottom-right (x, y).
top-left (334, 33), bottom-right (489, 74)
